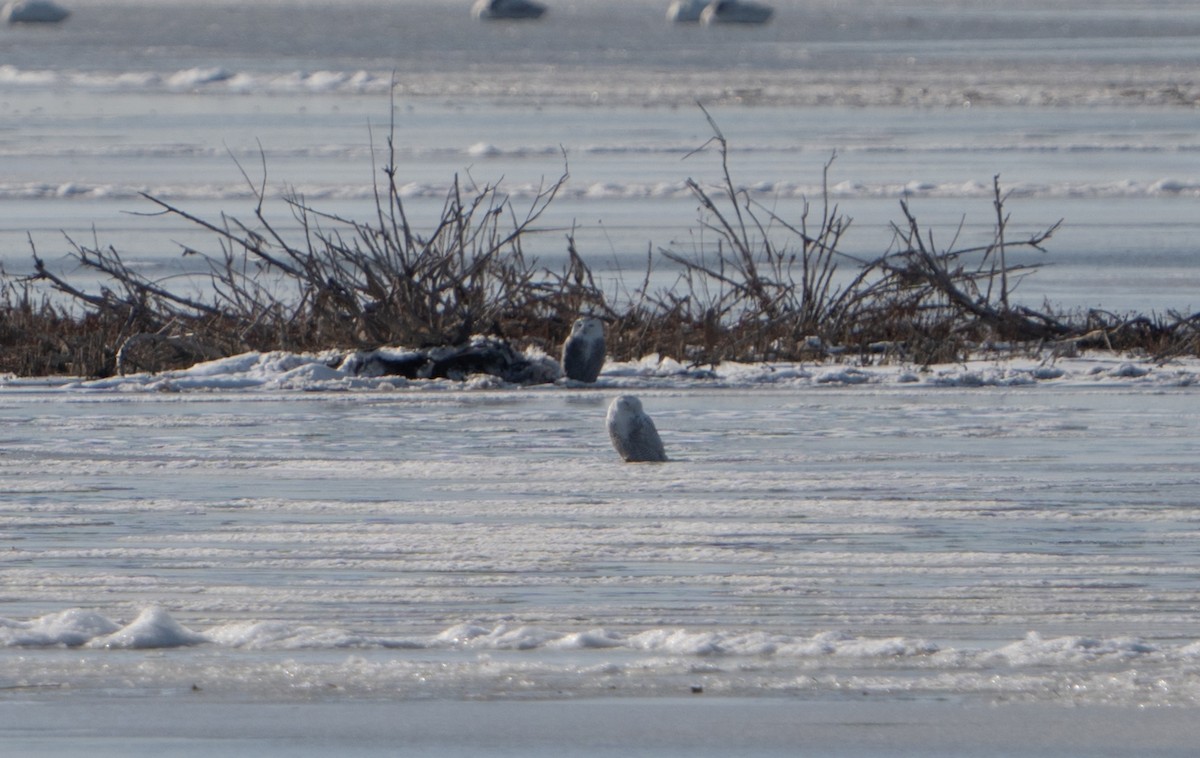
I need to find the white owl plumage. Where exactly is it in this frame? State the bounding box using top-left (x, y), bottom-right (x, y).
top-left (561, 317), bottom-right (605, 383)
top-left (606, 395), bottom-right (668, 463)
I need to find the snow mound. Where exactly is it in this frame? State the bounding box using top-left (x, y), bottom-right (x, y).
top-left (31, 349), bottom-right (1197, 393)
top-left (91, 607), bottom-right (207, 649)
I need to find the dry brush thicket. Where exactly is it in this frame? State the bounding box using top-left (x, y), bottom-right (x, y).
top-left (3, 113), bottom-right (1199, 379)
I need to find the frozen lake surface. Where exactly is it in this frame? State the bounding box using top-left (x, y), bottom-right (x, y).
top-left (4, 1), bottom-right (1200, 752)
top-left (3, 353), bottom-right (1200, 717)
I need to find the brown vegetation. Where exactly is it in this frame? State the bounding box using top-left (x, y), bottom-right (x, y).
top-left (3, 110), bottom-right (1199, 379)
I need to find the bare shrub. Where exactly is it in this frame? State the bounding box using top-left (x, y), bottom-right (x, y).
top-left (857, 184), bottom-right (1066, 364)
top-left (18, 122), bottom-right (604, 374)
top-left (650, 109), bottom-right (1072, 366)
top-left (4, 107), bottom-right (1200, 379)
top-left (643, 107), bottom-right (866, 364)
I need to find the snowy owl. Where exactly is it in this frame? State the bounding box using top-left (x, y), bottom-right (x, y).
top-left (561, 317), bottom-right (605, 383)
top-left (606, 395), bottom-right (667, 463)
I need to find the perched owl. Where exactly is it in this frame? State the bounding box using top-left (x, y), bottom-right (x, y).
top-left (561, 317), bottom-right (606, 383)
top-left (606, 395), bottom-right (668, 463)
